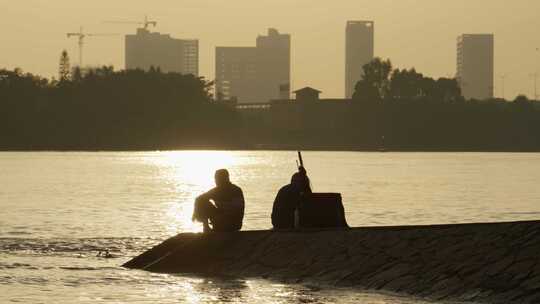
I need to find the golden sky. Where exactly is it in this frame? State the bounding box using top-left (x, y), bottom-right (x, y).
top-left (1, 0), bottom-right (539, 99)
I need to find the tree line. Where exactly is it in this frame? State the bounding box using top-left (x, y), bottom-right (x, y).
top-left (0, 66), bottom-right (241, 150)
top-left (1, 57), bottom-right (539, 151)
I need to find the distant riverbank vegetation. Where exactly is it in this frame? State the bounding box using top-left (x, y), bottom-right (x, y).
top-left (1, 58), bottom-right (540, 151)
top-left (0, 66), bottom-right (241, 150)
top-left (342, 58), bottom-right (540, 151)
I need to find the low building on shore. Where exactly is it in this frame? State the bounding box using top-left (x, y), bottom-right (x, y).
top-left (270, 87), bottom-right (352, 132)
top-left (234, 86), bottom-right (352, 138)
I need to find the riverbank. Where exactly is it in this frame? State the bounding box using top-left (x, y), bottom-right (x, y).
top-left (124, 220), bottom-right (540, 304)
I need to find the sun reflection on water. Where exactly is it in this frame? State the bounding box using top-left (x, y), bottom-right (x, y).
top-left (157, 151), bottom-right (239, 188)
top-left (149, 151), bottom-right (240, 234)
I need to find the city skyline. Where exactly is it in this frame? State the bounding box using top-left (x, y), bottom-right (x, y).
top-left (1, 0), bottom-right (540, 99)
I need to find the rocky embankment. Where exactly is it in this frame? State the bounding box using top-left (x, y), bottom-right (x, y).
top-left (124, 221), bottom-right (540, 303)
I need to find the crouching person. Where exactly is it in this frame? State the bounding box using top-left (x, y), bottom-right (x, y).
top-left (271, 167), bottom-right (311, 229)
top-left (192, 169), bottom-right (245, 233)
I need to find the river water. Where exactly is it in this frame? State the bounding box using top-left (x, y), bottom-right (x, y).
top-left (2, 151), bottom-right (540, 303)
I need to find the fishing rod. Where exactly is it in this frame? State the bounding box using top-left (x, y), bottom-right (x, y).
top-left (297, 151), bottom-right (307, 176)
top-left (297, 151), bottom-right (304, 169)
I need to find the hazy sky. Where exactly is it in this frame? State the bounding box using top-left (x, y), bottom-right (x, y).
top-left (1, 0), bottom-right (539, 99)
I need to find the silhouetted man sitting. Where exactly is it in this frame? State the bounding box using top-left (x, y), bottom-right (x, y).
top-left (192, 169), bottom-right (245, 233)
top-left (271, 167), bottom-right (312, 229)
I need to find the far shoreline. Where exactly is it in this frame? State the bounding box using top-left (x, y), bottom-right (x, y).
top-left (2, 145), bottom-right (540, 153)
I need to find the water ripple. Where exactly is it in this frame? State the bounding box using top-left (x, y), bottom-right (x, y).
top-left (0, 237), bottom-right (160, 258)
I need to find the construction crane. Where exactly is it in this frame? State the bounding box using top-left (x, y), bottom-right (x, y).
top-left (66, 27), bottom-right (119, 67)
top-left (104, 15), bottom-right (157, 30)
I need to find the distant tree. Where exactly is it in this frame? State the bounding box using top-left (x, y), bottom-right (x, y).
top-left (388, 68), bottom-right (462, 102)
top-left (148, 66), bottom-right (162, 74)
top-left (71, 66), bottom-right (81, 83)
top-left (352, 58), bottom-right (392, 102)
top-left (59, 50), bottom-right (71, 82)
top-left (433, 78), bottom-right (463, 103)
top-left (514, 94), bottom-right (530, 104)
top-left (388, 68), bottom-right (425, 100)
top-left (215, 91), bottom-right (224, 102)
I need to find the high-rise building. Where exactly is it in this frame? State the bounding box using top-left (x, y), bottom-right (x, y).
top-left (345, 21), bottom-right (374, 99)
top-left (255, 28), bottom-right (291, 102)
top-left (125, 28), bottom-right (198, 76)
top-left (215, 28), bottom-right (290, 103)
top-left (215, 47), bottom-right (258, 102)
top-left (456, 34), bottom-right (494, 100)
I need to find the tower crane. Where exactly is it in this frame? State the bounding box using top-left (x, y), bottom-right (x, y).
top-left (104, 15), bottom-right (157, 30)
top-left (66, 27), bottom-right (119, 67)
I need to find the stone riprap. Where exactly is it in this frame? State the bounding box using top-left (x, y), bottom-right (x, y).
top-left (124, 221), bottom-right (540, 303)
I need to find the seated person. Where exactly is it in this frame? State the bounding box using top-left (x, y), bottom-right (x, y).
top-left (192, 169), bottom-right (245, 232)
top-left (271, 167), bottom-right (311, 229)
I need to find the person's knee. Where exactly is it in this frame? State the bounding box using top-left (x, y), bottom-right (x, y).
top-left (193, 198), bottom-right (209, 221)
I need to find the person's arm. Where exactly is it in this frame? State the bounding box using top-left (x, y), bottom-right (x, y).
top-left (271, 187), bottom-right (285, 227)
top-left (197, 187), bottom-right (216, 202)
top-left (228, 187), bottom-right (245, 212)
top-left (238, 188), bottom-right (245, 213)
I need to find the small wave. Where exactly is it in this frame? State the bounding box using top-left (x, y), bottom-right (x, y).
top-left (18, 276), bottom-right (50, 285)
top-left (0, 261), bottom-right (120, 272)
top-left (503, 211), bottom-right (540, 216)
top-left (0, 262), bottom-right (36, 270)
top-left (0, 237), bottom-right (159, 257)
top-left (59, 266), bottom-right (120, 271)
top-left (6, 231), bottom-right (32, 236)
top-left (0, 275), bottom-right (15, 284)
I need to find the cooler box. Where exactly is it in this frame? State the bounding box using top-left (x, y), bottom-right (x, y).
top-left (298, 193), bottom-right (348, 228)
